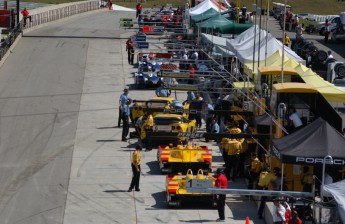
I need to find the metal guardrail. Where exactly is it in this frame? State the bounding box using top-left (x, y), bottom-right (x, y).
top-left (0, 0), bottom-right (100, 61)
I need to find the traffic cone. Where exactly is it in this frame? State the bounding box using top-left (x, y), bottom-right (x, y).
top-left (245, 216), bottom-right (250, 224)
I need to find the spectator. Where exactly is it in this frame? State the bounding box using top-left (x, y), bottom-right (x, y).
top-left (295, 24), bottom-right (304, 40)
top-left (294, 14), bottom-right (299, 26)
top-left (108, 0), bottom-right (112, 10)
top-left (324, 19), bottom-right (331, 43)
top-left (273, 199), bottom-right (286, 224)
top-left (136, 3), bottom-right (142, 18)
top-left (283, 202), bottom-right (292, 224)
top-left (126, 38), bottom-right (134, 65)
top-left (21, 8), bottom-right (32, 27)
top-left (289, 210), bottom-right (302, 224)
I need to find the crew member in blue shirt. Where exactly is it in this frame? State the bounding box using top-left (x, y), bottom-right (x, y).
top-left (155, 83), bottom-right (171, 97)
top-left (119, 88), bottom-right (132, 141)
top-left (183, 91), bottom-right (195, 104)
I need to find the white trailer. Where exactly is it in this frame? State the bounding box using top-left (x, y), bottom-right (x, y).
top-left (330, 12), bottom-right (345, 42)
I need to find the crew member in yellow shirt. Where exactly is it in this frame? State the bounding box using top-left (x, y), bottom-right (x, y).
top-left (257, 166), bottom-right (277, 219)
top-left (231, 101), bottom-right (243, 122)
top-left (284, 33), bottom-right (290, 47)
top-left (128, 144), bottom-right (142, 192)
top-left (248, 153), bottom-right (262, 189)
top-left (226, 138), bottom-right (242, 182)
top-left (301, 166), bottom-right (313, 192)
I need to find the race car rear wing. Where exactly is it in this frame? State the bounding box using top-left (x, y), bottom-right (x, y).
top-left (146, 131), bottom-right (270, 140)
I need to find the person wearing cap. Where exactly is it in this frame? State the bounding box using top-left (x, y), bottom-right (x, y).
top-left (273, 199), bottom-right (286, 224)
top-left (128, 144), bottom-right (142, 192)
top-left (213, 168), bottom-right (228, 222)
top-left (119, 88), bottom-right (132, 142)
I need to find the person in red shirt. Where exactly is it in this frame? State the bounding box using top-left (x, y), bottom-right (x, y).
top-left (108, 0), bottom-right (113, 10)
top-left (21, 8), bottom-right (32, 27)
top-left (283, 202), bottom-right (292, 224)
top-left (126, 38), bottom-right (134, 65)
top-left (188, 64), bottom-right (195, 84)
top-left (289, 210), bottom-right (302, 224)
top-left (136, 3), bottom-right (142, 18)
top-left (213, 168), bottom-right (228, 222)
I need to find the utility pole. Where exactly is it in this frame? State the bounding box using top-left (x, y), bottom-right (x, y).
top-left (16, 0), bottom-right (20, 27)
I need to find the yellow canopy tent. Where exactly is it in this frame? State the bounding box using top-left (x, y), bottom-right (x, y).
top-left (232, 81), bottom-right (255, 90)
top-left (243, 50), bottom-right (290, 78)
top-left (294, 64), bottom-right (345, 103)
top-left (243, 50), bottom-right (345, 103)
top-left (258, 66), bottom-right (298, 76)
top-left (273, 82), bottom-right (318, 93)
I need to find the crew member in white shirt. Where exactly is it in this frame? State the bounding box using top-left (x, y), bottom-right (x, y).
top-left (272, 199), bottom-right (286, 224)
top-left (288, 106), bottom-right (303, 132)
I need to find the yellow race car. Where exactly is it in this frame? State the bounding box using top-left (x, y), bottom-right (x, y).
top-left (141, 113), bottom-right (196, 144)
top-left (131, 97), bottom-right (185, 122)
top-left (158, 144), bottom-right (212, 174)
top-left (166, 169), bottom-right (216, 207)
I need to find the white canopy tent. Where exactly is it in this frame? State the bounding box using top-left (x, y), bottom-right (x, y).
top-left (324, 180), bottom-right (345, 223)
top-left (189, 0), bottom-right (225, 16)
top-left (226, 25), bottom-right (304, 64)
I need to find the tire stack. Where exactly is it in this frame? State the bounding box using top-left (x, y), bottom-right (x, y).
top-left (292, 37), bottom-right (338, 71)
top-left (333, 62), bottom-right (345, 78)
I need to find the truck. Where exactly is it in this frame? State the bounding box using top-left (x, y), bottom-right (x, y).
top-left (330, 12), bottom-right (345, 42)
top-left (316, 15), bottom-right (340, 36)
top-left (327, 61), bottom-right (345, 90)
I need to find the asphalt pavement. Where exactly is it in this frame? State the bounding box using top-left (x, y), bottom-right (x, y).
top-left (0, 6), bottom-right (344, 224)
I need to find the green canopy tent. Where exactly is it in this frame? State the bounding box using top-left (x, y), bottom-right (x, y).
top-left (191, 8), bottom-right (219, 23)
top-left (200, 14), bottom-right (232, 33)
top-left (216, 23), bottom-right (253, 34)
